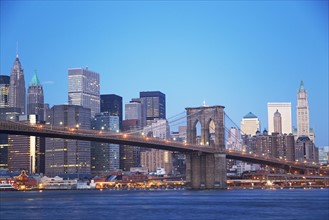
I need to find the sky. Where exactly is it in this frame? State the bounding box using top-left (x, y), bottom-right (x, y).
top-left (0, 1), bottom-right (328, 147)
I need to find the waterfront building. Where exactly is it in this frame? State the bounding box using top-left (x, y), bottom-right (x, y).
top-left (267, 103), bottom-right (292, 134)
top-left (100, 94), bottom-right (122, 129)
top-left (68, 67), bottom-right (100, 117)
top-left (9, 54), bottom-right (26, 115)
top-left (45, 105), bottom-right (91, 176)
top-left (27, 70), bottom-right (44, 121)
top-left (139, 91), bottom-right (166, 125)
top-left (91, 113), bottom-right (120, 175)
top-left (240, 112), bottom-right (260, 136)
top-left (0, 75), bottom-right (10, 108)
top-left (8, 115), bottom-right (44, 174)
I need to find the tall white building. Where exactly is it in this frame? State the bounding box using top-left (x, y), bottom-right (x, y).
top-left (240, 112), bottom-right (260, 136)
top-left (68, 68), bottom-right (100, 117)
top-left (267, 102), bottom-right (292, 134)
top-left (296, 81), bottom-right (310, 137)
top-left (125, 101), bottom-right (142, 124)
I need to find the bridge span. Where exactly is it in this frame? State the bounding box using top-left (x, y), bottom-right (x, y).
top-left (0, 120), bottom-right (318, 172)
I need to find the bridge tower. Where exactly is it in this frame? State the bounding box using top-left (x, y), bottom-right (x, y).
top-left (185, 106), bottom-right (227, 189)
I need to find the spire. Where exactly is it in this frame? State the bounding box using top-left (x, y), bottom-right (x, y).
top-left (30, 69), bottom-right (41, 86)
top-left (299, 80), bottom-right (305, 92)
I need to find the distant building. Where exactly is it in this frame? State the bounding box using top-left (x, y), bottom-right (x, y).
top-left (273, 110), bottom-right (282, 134)
top-left (227, 127), bottom-right (242, 151)
top-left (91, 113), bottom-right (120, 175)
top-left (8, 115), bottom-right (44, 174)
top-left (296, 81), bottom-right (311, 138)
top-left (295, 136), bottom-right (318, 163)
top-left (45, 105), bottom-right (91, 176)
top-left (100, 94), bottom-right (122, 128)
top-left (125, 101), bottom-right (142, 124)
top-left (0, 75), bottom-right (10, 108)
top-left (267, 102), bottom-right (292, 134)
top-left (9, 54), bottom-right (26, 115)
top-left (140, 91), bottom-right (166, 125)
top-left (27, 70), bottom-right (44, 121)
top-left (68, 68), bottom-right (100, 117)
top-left (0, 133), bottom-right (9, 169)
top-left (240, 112), bottom-right (260, 136)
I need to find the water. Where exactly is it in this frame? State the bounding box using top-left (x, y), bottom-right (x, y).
top-left (1, 189), bottom-right (328, 220)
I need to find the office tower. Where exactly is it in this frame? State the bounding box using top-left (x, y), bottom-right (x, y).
top-left (140, 91), bottom-right (166, 125)
top-left (45, 105), bottom-right (91, 176)
top-left (27, 70), bottom-right (44, 121)
top-left (120, 120), bottom-right (141, 171)
top-left (68, 68), bottom-right (100, 117)
top-left (273, 110), bottom-right (282, 134)
top-left (240, 112), bottom-right (260, 136)
top-left (0, 75), bottom-right (10, 108)
top-left (100, 94), bottom-right (122, 128)
top-left (141, 119), bottom-right (172, 174)
top-left (91, 113), bottom-right (120, 175)
top-left (125, 101), bottom-right (142, 125)
top-left (8, 115), bottom-right (44, 174)
top-left (295, 136), bottom-right (318, 163)
top-left (267, 103), bottom-right (292, 134)
top-left (9, 54), bottom-right (26, 114)
top-left (227, 127), bottom-right (242, 151)
top-left (0, 134), bottom-right (9, 169)
top-left (296, 81), bottom-right (310, 137)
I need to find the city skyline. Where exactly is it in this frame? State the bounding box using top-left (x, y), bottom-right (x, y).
top-left (1, 1), bottom-right (328, 146)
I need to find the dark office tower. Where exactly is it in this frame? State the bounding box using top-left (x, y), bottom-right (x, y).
top-left (0, 75), bottom-right (10, 108)
top-left (45, 105), bottom-right (91, 176)
top-left (139, 91), bottom-right (166, 125)
top-left (100, 94), bottom-right (122, 128)
top-left (9, 54), bottom-right (26, 115)
top-left (0, 133), bottom-right (9, 169)
top-left (273, 109), bottom-right (282, 134)
top-left (27, 70), bottom-right (44, 121)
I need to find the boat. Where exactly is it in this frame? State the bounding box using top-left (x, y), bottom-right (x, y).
top-left (0, 182), bottom-right (17, 191)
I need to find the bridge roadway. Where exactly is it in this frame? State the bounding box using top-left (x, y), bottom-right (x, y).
top-left (0, 120), bottom-right (319, 171)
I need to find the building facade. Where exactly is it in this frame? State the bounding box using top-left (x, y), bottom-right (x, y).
top-left (296, 81), bottom-right (310, 138)
top-left (27, 70), bottom-right (44, 121)
top-left (9, 54), bottom-right (26, 115)
top-left (240, 112), bottom-right (260, 136)
top-left (100, 94), bottom-right (123, 128)
top-left (68, 68), bottom-right (100, 117)
top-left (267, 102), bottom-right (292, 134)
top-left (0, 75), bottom-right (10, 108)
top-left (273, 110), bottom-right (282, 134)
top-left (45, 105), bottom-right (91, 176)
top-left (140, 91), bottom-right (166, 125)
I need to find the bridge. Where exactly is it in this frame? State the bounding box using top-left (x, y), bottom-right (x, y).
top-left (0, 106), bottom-right (320, 189)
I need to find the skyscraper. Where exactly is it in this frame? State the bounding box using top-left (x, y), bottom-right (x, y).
top-left (240, 112), bottom-right (260, 136)
top-left (273, 110), bottom-right (282, 134)
top-left (296, 81), bottom-right (310, 137)
top-left (27, 70), bottom-right (44, 121)
top-left (140, 91), bottom-right (166, 125)
top-left (9, 54), bottom-right (26, 115)
top-left (125, 101), bottom-right (142, 126)
top-left (0, 75), bottom-right (10, 108)
top-left (68, 68), bottom-right (100, 117)
top-left (267, 102), bottom-right (292, 134)
top-left (100, 94), bottom-right (123, 127)
top-left (45, 105), bottom-right (91, 176)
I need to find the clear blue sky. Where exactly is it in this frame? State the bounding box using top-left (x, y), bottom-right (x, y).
top-left (1, 1), bottom-right (328, 146)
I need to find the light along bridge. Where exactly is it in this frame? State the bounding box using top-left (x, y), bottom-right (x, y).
top-left (0, 106), bottom-right (320, 189)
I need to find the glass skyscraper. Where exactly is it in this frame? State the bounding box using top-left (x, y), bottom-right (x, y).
top-left (100, 94), bottom-right (123, 128)
top-left (139, 91), bottom-right (166, 125)
top-left (68, 68), bottom-right (100, 117)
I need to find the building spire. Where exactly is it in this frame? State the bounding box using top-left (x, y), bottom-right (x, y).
top-left (30, 69), bottom-right (41, 86)
top-left (299, 80), bottom-right (305, 92)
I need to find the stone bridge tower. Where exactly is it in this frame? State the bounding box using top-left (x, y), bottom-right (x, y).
top-left (185, 106), bottom-right (226, 189)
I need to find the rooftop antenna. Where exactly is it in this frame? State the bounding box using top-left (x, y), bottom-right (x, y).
top-left (16, 41), bottom-right (19, 58)
top-left (203, 99), bottom-right (206, 107)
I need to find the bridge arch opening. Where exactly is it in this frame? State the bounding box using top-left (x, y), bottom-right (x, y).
top-left (193, 120), bottom-right (201, 145)
top-left (206, 119), bottom-right (216, 146)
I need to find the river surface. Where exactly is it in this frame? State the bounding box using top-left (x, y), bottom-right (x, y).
top-left (1, 188), bottom-right (328, 220)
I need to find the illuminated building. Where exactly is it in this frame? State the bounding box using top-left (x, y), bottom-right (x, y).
top-left (27, 70), bottom-right (44, 121)
top-left (68, 67), bottom-right (100, 117)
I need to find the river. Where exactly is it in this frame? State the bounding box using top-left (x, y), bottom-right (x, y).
top-left (1, 188), bottom-right (328, 220)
